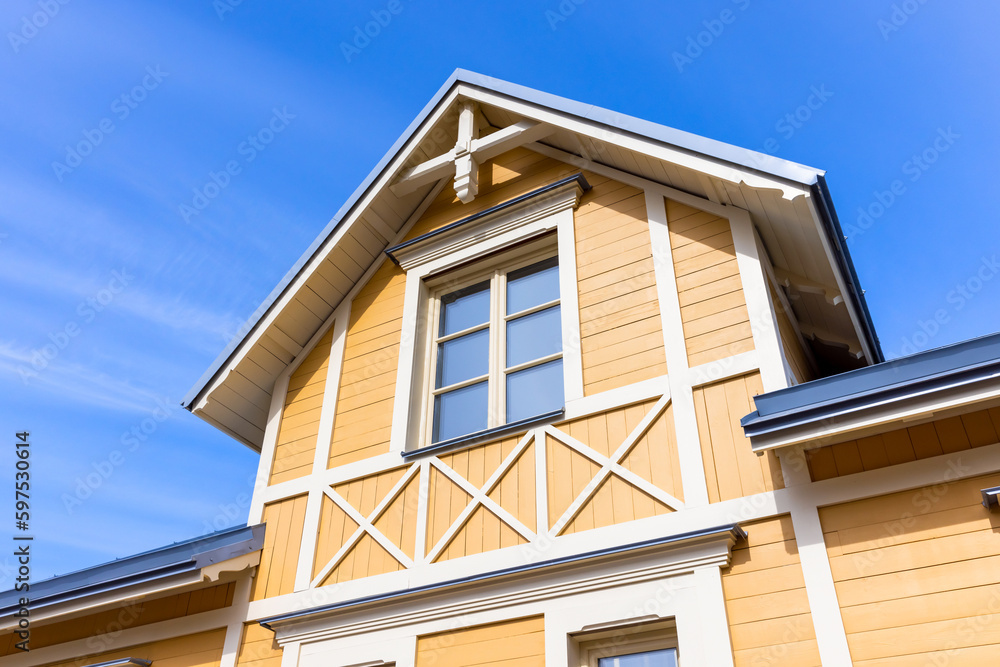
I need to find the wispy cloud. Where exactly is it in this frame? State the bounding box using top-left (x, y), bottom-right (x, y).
top-left (0, 341), bottom-right (174, 413)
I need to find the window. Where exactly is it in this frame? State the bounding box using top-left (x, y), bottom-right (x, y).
top-left (576, 620), bottom-right (679, 667)
top-left (428, 253), bottom-right (564, 444)
top-left (597, 649), bottom-right (678, 667)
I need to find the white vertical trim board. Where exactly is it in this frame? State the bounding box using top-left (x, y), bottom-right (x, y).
top-left (644, 190), bottom-right (710, 507)
top-left (556, 206), bottom-right (585, 402)
top-left (728, 206), bottom-right (788, 394)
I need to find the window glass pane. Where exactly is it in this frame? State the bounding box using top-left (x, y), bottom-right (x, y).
top-left (507, 257), bottom-right (559, 315)
top-left (436, 329), bottom-right (489, 388)
top-left (440, 281), bottom-right (490, 336)
top-left (506, 359), bottom-right (563, 423)
top-left (598, 649), bottom-right (678, 667)
top-left (433, 381), bottom-right (488, 442)
top-left (506, 305), bottom-right (561, 368)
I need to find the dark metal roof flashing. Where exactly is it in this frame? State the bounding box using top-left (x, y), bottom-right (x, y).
top-left (741, 332), bottom-right (1000, 438)
top-left (0, 524), bottom-right (264, 615)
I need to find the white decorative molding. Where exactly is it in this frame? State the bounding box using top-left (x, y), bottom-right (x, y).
top-left (385, 175), bottom-right (586, 271)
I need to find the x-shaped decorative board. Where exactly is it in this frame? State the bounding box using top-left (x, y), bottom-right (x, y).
top-left (424, 431), bottom-right (537, 563)
top-left (312, 463), bottom-right (420, 587)
top-left (545, 394), bottom-right (684, 536)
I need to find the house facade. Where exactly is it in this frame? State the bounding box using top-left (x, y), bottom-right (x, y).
top-left (4, 71), bottom-right (1000, 666)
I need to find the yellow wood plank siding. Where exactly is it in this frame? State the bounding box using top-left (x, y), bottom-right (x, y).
top-left (666, 199), bottom-right (754, 367)
top-left (722, 515), bottom-right (822, 666)
top-left (270, 327), bottom-right (335, 485)
top-left (328, 260), bottom-right (405, 468)
top-left (767, 281), bottom-right (815, 384)
top-left (722, 516), bottom-right (822, 665)
top-left (576, 180), bottom-right (667, 395)
top-left (807, 406), bottom-right (1000, 482)
top-left (548, 400), bottom-right (681, 534)
top-left (235, 623), bottom-right (281, 667)
top-left (693, 372), bottom-right (784, 502)
top-left (251, 494), bottom-right (308, 601)
top-left (433, 434), bottom-right (532, 561)
top-left (313, 466), bottom-right (419, 584)
top-left (37, 630), bottom-right (226, 667)
top-left (0, 584), bottom-right (235, 657)
top-left (819, 472), bottom-right (1000, 664)
top-left (414, 615), bottom-right (545, 667)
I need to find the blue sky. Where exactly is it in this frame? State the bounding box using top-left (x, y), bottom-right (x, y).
top-left (1, 1), bottom-right (997, 583)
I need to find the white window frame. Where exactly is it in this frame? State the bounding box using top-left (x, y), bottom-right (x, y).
top-left (576, 620), bottom-right (680, 667)
top-left (387, 176), bottom-right (586, 454)
top-left (423, 243), bottom-right (563, 445)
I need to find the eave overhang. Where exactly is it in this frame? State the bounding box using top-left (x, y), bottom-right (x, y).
top-left (0, 524), bottom-right (264, 630)
top-left (182, 69), bottom-right (881, 450)
top-left (741, 332), bottom-right (1000, 452)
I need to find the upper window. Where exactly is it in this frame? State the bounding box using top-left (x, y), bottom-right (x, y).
top-left (429, 254), bottom-right (564, 444)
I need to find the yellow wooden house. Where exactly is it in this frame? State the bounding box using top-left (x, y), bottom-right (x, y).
top-left (5, 70), bottom-right (1000, 666)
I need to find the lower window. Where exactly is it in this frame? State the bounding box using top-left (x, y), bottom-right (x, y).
top-left (597, 649), bottom-right (678, 667)
top-left (576, 619), bottom-right (679, 667)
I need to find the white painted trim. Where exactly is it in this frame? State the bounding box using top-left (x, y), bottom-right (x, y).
top-left (296, 309), bottom-right (351, 591)
top-left (644, 191), bottom-right (711, 508)
top-left (563, 374), bottom-right (668, 420)
top-left (250, 373), bottom-right (290, 524)
top-left (556, 206), bottom-right (585, 402)
top-left (220, 576), bottom-right (254, 667)
top-left (687, 350), bottom-right (760, 389)
top-left (728, 206), bottom-right (788, 395)
top-left (691, 566), bottom-right (735, 666)
top-left (787, 504), bottom-right (853, 664)
top-left (458, 86), bottom-right (811, 201)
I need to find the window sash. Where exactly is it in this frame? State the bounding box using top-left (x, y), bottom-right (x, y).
top-left (427, 252), bottom-right (562, 444)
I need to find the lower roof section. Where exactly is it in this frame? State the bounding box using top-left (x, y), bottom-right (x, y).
top-left (742, 332), bottom-right (1000, 451)
top-left (0, 524), bottom-right (264, 627)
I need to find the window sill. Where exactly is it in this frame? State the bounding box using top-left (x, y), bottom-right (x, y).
top-left (401, 409), bottom-right (564, 460)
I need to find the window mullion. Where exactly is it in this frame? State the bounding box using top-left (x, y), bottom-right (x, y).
top-left (493, 270), bottom-right (506, 428)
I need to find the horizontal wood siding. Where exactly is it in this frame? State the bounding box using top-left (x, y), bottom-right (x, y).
top-left (328, 260), bottom-right (405, 468)
top-left (807, 406), bottom-right (1000, 481)
top-left (235, 623), bottom-right (281, 667)
top-left (722, 515), bottom-right (822, 666)
top-left (576, 180), bottom-right (667, 395)
top-left (0, 584), bottom-right (234, 656)
top-left (693, 372), bottom-right (784, 502)
top-left (251, 494), bottom-right (307, 600)
top-left (819, 472), bottom-right (1000, 664)
top-left (415, 615), bottom-right (545, 667)
top-left (270, 327), bottom-right (335, 485)
top-left (37, 630), bottom-right (227, 667)
top-left (666, 199), bottom-right (754, 367)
